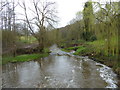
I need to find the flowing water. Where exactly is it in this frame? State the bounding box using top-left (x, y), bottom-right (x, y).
top-left (2, 45), bottom-right (118, 88)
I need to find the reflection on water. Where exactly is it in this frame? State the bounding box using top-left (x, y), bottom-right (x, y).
top-left (2, 45), bottom-right (118, 88)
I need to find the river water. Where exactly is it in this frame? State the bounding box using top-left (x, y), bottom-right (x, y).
top-left (2, 45), bottom-right (118, 88)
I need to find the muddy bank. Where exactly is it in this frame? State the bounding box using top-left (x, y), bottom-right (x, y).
top-left (2, 43), bottom-right (39, 55)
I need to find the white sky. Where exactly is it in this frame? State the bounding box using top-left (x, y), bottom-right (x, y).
top-left (55, 0), bottom-right (85, 27)
top-left (12, 0), bottom-right (119, 28)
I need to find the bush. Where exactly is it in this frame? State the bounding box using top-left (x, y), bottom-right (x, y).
top-left (43, 48), bottom-right (51, 53)
top-left (82, 31), bottom-right (92, 41)
top-left (90, 35), bottom-right (97, 41)
top-left (81, 31), bottom-right (97, 41)
top-left (2, 30), bottom-right (17, 48)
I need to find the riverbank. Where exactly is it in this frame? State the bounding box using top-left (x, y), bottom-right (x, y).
top-left (2, 53), bottom-right (49, 65)
top-left (2, 36), bottom-right (51, 65)
top-left (60, 41), bottom-right (120, 87)
top-left (2, 47), bottom-right (50, 65)
top-left (2, 45), bottom-right (118, 88)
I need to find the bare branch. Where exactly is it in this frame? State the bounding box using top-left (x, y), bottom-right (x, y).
top-left (45, 16), bottom-right (57, 23)
top-left (43, 2), bottom-right (55, 11)
top-left (33, 0), bottom-right (41, 26)
top-left (46, 20), bottom-right (55, 29)
top-left (22, 1), bottom-right (37, 38)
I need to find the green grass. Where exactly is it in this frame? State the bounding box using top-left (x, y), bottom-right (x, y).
top-left (66, 46), bottom-right (77, 50)
top-left (87, 39), bottom-right (105, 47)
top-left (2, 53), bottom-right (49, 65)
top-left (19, 36), bottom-right (37, 43)
top-left (43, 48), bottom-right (51, 53)
top-left (61, 46), bottom-right (80, 52)
top-left (73, 46), bottom-right (86, 55)
top-left (61, 45), bottom-right (86, 55)
top-left (61, 48), bottom-right (70, 52)
top-left (64, 46), bottom-right (84, 50)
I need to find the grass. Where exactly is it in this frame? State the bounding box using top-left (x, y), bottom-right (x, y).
top-left (2, 53), bottom-right (49, 65)
top-left (87, 39), bottom-right (105, 46)
top-left (43, 48), bottom-right (51, 53)
top-left (61, 46), bottom-right (78, 52)
top-left (61, 45), bottom-right (86, 55)
top-left (2, 47), bottom-right (50, 65)
top-left (19, 36), bottom-right (37, 43)
top-left (73, 46), bottom-right (86, 55)
top-left (61, 48), bottom-right (70, 52)
top-left (66, 46), bottom-right (79, 50)
top-left (63, 46), bottom-right (85, 50)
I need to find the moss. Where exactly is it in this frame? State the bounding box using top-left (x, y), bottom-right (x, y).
top-left (2, 53), bottom-right (49, 65)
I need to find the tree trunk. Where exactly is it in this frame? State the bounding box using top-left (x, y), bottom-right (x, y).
top-left (38, 39), bottom-right (44, 52)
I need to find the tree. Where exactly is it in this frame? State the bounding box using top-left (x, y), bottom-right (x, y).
top-left (1, 0), bottom-right (17, 49)
top-left (83, 1), bottom-right (94, 32)
top-left (20, 0), bottom-right (58, 52)
top-left (83, 1), bottom-right (95, 41)
top-left (94, 2), bottom-right (119, 57)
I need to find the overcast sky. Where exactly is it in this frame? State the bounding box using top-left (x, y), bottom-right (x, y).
top-left (14, 0), bottom-right (119, 28)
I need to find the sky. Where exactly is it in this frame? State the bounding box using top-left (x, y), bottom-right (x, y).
top-left (54, 0), bottom-right (86, 27)
top-left (5, 0), bottom-right (119, 28)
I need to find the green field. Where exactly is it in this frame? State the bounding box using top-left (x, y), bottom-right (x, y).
top-left (19, 36), bottom-right (37, 43)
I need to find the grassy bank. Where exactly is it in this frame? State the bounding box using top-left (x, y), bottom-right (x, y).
top-left (61, 40), bottom-right (120, 83)
top-left (2, 53), bottom-right (49, 65)
top-left (2, 48), bottom-right (50, 65)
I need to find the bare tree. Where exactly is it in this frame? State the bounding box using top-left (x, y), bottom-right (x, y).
top-left (1, 0), bottom-right (19, 50)
top-left (20, 0), bottom-right (58, 51)
top-left (0, 0), bottom-right (18, 31)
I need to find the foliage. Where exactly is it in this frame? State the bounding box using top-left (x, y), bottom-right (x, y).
top-left (83, 1), bottom-right (94, 32)
top-left (2, 30), bottom-right (17, 48)
top-left (90, 35), bottom-right (97, 41)
top-left (81, 31), bottom-right (97, 41)
top-left (43, 48), bottom-right (51, 53)
top-left (56, 1), bottom-right (119, 62)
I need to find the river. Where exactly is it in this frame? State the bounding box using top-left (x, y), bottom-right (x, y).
top-left (2, 45), bottom-right (118, 88)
